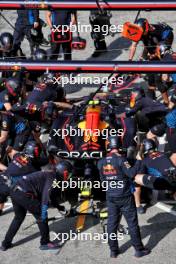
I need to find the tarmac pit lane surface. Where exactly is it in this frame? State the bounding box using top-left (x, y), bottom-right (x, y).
top-left (0, 205), bottom-right (176, 264)
top-left (0, 9), bottom-right (176, 264)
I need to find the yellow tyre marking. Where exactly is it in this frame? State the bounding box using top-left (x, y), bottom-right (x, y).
top-left (76, 200), bottom-right (90, 231)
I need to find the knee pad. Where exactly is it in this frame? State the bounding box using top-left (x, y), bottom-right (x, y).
top-left (127, 146), bottom-right (136, 161)
top-left (153, 177), bottom-right (174, 191)
top-left (150, 123), bottom-right (166, 137)
top-left (142, 174), bottom-right (156, 189)
top-left (143, 175), bottom-right (174, 191)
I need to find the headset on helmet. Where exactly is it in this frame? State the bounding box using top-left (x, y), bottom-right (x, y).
top-left (55, 160), bottom-right (73, 181)
top-left (24, 141), bottom-right (41, 158)
top-left (136, 18), bottom-right (149, 36)
top-left (41, 72), bottom-right (55, 85)
top-left (5, 77), bottom-right (20, 97)
top-left (33, 48), bottom-right (47, 60)
top-left (142, 139), bottom-right (157, 155)
top-left (130, 89), bottom-right (145, 108)
top-left (0, 32), bottom-right (13, 51)
top-left (106, 135), bottom-right (120, 152)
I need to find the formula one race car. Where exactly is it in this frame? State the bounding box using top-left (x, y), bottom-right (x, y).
top-left (47, 76), bottom-right (136, 231)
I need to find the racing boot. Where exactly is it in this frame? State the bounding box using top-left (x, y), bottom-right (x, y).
top-left (135, 248), bottom-right (151, 258)
top-left (40, 242), bottom-right (61, 250)
top-left (110, 250), bottom-right (119, 258)
top-left (0, 242), bottom-right (13, 251)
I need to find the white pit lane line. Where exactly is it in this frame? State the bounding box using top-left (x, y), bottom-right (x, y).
top-left (2, 201), bottom-right (176, 218)
top-left (154, 202), bottom-right (176, 217)
top-left (3, 202), bottom-right (13, 212)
